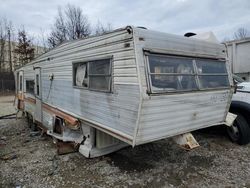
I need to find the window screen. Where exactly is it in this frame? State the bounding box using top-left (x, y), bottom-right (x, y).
top-left (73, 59), bottom-right (111, 92)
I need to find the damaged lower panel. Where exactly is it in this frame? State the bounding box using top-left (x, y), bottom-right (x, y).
top-left (57, 141), bottom-right (79, 155)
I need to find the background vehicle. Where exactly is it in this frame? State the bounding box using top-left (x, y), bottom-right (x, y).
top-left (227, 75), bottom-right (250, 145)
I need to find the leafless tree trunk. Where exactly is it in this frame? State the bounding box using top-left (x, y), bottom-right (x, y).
top-left (0, 19), bottom-right (6, 72)
top-left (234, 27), bottom-right (249, 40)
top-left (0, 19), bottom-right (14, 72)
top-left (48, 4), bottom-right (91, 48)
top-left (7, 23), bottom-right (14, 72)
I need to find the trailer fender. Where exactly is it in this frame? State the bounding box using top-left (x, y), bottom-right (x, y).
top-left (230, 101), bottom-right (250, 114)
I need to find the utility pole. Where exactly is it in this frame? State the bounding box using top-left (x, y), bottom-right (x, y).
top-left (7, 28), bottom-right (12, 72)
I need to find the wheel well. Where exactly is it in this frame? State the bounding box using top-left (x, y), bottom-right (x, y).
top-left (230, 106), bottom-right (250, 124)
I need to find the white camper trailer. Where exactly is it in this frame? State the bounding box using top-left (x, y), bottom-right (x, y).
top-left (15, 26), bottom-right (234, 158)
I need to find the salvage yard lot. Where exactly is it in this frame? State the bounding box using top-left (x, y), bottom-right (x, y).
top-left (1, 95), bottom-right (250, 188)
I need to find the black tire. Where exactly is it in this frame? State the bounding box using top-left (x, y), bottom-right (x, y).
top-left (227, 113), bottom-right (250, 145)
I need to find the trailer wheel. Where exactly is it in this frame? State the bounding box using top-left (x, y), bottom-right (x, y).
top-left (227, 113), bottom-right (250, 145)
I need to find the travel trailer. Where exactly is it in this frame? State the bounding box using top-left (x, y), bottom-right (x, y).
top-left (15, 26), bottom-right (234, 158)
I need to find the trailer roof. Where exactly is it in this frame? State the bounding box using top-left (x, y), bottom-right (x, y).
top-left (16, 25), bottom-right (225, 71)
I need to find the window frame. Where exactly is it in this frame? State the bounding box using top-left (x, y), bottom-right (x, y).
top-left (145, 53), bottom-right (230, 94)
top-left (72, 58), bottom-right (112, 92)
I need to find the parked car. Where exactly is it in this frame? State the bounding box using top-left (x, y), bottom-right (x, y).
top-left (227, 74), bottom-right (250, 145)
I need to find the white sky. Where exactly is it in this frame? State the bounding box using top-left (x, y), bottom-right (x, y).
top-left (0, 0), bottom-right (250, 41)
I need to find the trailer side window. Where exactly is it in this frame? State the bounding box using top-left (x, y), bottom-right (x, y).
top-left (73, 59), bottom-right (111, 92)
top-left (146, 53), bottom-right (230, 93)
top-left (148, 55), bottom-right (198, 92)
top-left (196, 60), bottom-right (229, 89)
top-left (26, 80), bottom-right (35, 94)
top-left (89, 59), bottom-right (111, 91)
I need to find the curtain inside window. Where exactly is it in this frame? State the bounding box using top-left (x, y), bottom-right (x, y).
top-left (76, 64), bottom-right (86, 87)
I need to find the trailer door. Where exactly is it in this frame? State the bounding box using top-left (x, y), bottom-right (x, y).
top-left (34, 68), bottom-right (42, 123)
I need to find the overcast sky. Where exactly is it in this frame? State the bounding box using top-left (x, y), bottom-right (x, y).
top-left (0, 0), bottom-right (250, 41)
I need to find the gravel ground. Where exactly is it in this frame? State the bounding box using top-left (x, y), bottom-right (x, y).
top-left (1, 95), bottom-right (250, 188)
top-left (0, 95), bottom-right (16, 116)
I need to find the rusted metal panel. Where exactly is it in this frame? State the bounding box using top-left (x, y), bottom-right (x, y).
top-left (43, 103), bottom-right (79, 126)
top-left (57, 141), bottom-right (79, 155)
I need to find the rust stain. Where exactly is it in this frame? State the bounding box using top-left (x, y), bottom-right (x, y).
top-left (43, 103), bottom-right (79, 126)
top-left (17, 93), bottom-right (24, 100)
top-left (57, 141), bottom-right (79, 155)
top-left (24, 97), bottom-right (36, 104)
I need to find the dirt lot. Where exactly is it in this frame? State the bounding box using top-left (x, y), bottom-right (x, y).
top-left (1, 95), bottom-right (250, 188)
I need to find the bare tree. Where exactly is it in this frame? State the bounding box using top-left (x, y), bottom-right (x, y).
top-left (0, 21), bottom-right (6, 72)
top-left (48, 7), bottom-right (67, 48)
top-left (7, 22), bottom-right (14, 72)
top-left (95, 20), bottom-right (113, 36)
top-left (0, 19), bottom-right (14, 72)
top-left (65, 4), bottom-right (91, 39)
top-left (0, 18), bottom-right (9, 72)
top-left (14, 28), bottom-right (35, 67)
top-left (34, 28), bottom-right (50, 53)
top-left (234, 27), bottom-right (249, 40)
top-left (48, 4), bottom-right (91, 48)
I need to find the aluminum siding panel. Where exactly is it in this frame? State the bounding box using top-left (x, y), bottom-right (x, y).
top-left (136, 90), bottom-right (231, 145)
top-left (132, 27), bottom-right (231, 145)
top-left (38, 29), bottom-right (140, 138)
